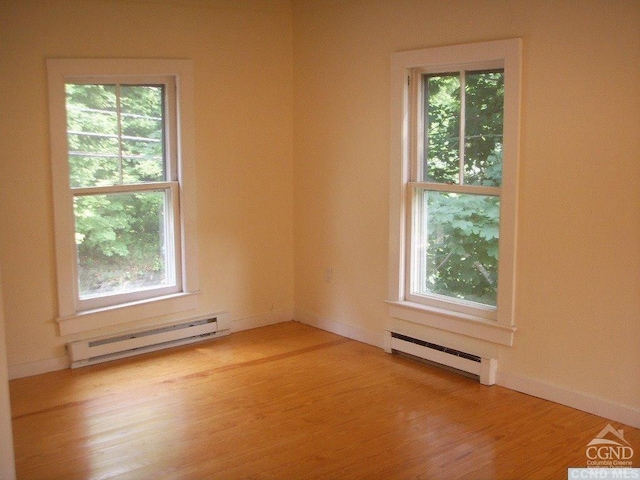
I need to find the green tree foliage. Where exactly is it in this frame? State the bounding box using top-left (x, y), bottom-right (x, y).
top-left (424, 192), bottom-right (499, 306)
top-left (66, 84), bottom-right (168, 297)
top-left (421, 71), bottom-right (503, 307)
top-left (424, 74), bottom-right (461, 183)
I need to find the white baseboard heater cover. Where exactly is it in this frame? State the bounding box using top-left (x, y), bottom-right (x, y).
top-left (68, 315), bottom-right (229, 368)
top-left (385, 331), bottom-right (497, 386)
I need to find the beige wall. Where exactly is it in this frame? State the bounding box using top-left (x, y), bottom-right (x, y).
top-left (0, 0), bottom-right (294, 366)
top-left (293, 0), bottom-right (640, 411)
top-left (0, 0), bottom-right (638, 427)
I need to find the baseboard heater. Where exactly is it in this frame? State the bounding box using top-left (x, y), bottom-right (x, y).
top-left (67, 315), bottom-right (229, 368)
top-left (385, 331), bottom-right (497, 385)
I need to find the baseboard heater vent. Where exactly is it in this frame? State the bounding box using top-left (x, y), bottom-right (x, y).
top-left (385, 331), bottom-right (497, 385)
top-left (68, 315), bottom-right (229, 368)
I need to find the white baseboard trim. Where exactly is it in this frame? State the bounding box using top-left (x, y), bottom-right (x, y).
top-left (9, 312), bottom-right (638, 430)
top-left (9, 356), bottom-right (69, 380)
top-left (230, 309), bottom-right (293, 333)
top-left (498, 371), bottom-right (640, 429)
top-left (294, 309), bottom-right (385, 348)
top-left (295, 309), bottom-right (639, 429)
top-left (8, 310), bottom-right (293, 379)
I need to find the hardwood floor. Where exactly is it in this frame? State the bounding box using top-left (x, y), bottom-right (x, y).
top-left (9, 321), bottom-right (640, 479)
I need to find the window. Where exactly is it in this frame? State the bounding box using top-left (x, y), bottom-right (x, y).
top-left (48, 60), bottom-right (200, 335)
top-left (388, 40), bottom-right (521, 346)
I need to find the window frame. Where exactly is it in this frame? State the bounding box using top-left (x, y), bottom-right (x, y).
top-left (48, 59), bottom-right (200, 336)
top-left (387, 40), bottom-right (521, 346)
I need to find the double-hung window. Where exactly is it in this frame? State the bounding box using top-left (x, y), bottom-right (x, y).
top-left (48, 59), bottom-right (200, 335)
top-left (388, 40), bottom-right (521, 345)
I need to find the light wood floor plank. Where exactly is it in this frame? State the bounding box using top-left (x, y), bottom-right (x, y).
top-left (10, 321), bottom-right (640, 479)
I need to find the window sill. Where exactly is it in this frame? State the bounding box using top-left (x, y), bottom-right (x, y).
top-left (57, 291), bottom-right (201, 336)
top-left (385, 300), bottom-right (516, 346)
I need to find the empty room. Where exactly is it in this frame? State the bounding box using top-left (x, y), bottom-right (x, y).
top-left (0, 0), bottom-right (638, 478)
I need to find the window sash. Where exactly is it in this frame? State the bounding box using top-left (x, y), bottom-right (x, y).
top-left (405, 187), bottom-right (499, 320)
top-left (65, 76), bottom-right (178, 185)
top-left (405, 62), bottom-right (505, 319)
top-left (64, 79), bottom-right (181, 311)
top-left (407, 181), bottom-right (500, 197)
top-left (421, 69), bottom-right (504, 186)
top-left (73, 181), bottom-right (183, 311)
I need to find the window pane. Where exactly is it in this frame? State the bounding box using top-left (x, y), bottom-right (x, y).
top-left (120, 85), bottom-right (165, 183)
top-left (424, 74), bottom-right (460, 183)
top-left (65, 84), bottom-right (165, 187)
top-left (66, 84), bottom-right (119, 187)
top-left (67, 155), bottom-right (120, 188)
top-left (413, 190), bottom-right (499, 307)
top-left (74, 190), bottom-right (174, 299)
top-left (464, 71), bottom-right (504, 186)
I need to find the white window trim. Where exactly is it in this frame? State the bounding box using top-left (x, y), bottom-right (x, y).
top-left (47, 59), bottom-right (201, 336)
top-left (387, 39), bottom-right (522, 346)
